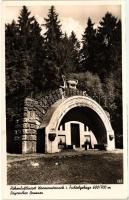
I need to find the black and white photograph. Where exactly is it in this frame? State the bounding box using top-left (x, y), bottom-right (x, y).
top-left (0, 0), bottom-right (128, 199)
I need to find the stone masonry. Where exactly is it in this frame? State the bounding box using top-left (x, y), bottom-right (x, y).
top-left (13, 88), bottom-right (86, 153)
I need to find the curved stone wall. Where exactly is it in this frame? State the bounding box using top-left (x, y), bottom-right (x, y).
top-left (45, 96), bottom-right (115, 153)
top-left (13, 88), bottom-right (85, 153)
top-left (12, 87), bottom-right (114, 153)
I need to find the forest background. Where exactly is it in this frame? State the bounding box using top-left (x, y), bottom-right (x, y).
top-left (5, 5), bottom-right (122, 148)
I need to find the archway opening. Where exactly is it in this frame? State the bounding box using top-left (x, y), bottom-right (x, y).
top-left (58, 106), bottom-right (107, 145)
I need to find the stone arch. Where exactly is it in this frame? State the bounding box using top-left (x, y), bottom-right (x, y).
top-left (44, 96), bottom-right (115, 152)
top-left (58, 107), bottom-right (107, 144)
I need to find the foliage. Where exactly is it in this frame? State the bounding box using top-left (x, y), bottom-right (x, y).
top-left (6, 6), bottom-right (46, 97)
top-left (70, 72), bottom-right (104, 103)
top-left (6, 6), bottom-right (122, 148)
top-left (69, 31), bottom-right (81, 72)
top-left (80, 18), bottom-right (97, 72)
top-left (95, 12), bottom-right (121, 79)
top-left (43, 6), bottom-right (63, 89)
top-left (6, 20), bottom-right (20, 96)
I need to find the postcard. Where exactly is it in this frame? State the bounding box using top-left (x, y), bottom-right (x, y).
top-left (0, 0), bottom-right (128, 199)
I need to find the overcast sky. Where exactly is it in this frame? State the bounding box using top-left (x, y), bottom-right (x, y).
top-left (5, 4), bottom-right (121, 40)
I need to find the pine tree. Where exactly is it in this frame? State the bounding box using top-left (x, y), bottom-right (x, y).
top-left (96, 12), bottom-right (119, 79)
top-left (5, 20), bottom-right (20, 96)
top-left (57, 32), bottom-right (81, 75)
top-left (69, 31), bottom-right (80, 72)
top-left (80, 18), bottom-right (97, 72)
top-left (18, 6), bottom-right (35, 49)
top-left (96, 13), bottom-right (122, 147)
top-left (28, 18), bottom-right (46, 94)
top-left (6, 20), bottom-right (24, 140)
top-left (54, 33), bottom-right (71, 75)
top-left (16, 6), bottom-right (47, 95)
top-left (112, 19), bottom-right (122, 148)
top-left (6, 6), bottom-right (47, 96)
top-left (44, 5), bottom-right (62, 43)
top-left (17, 6), bottom-right (35, 94)
top-left (43, 6), bottom-right (63, 89)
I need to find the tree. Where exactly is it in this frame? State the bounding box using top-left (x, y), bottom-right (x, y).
top-left (95, 13), bottom-right (122, 147)
top-left (70, 72), bottom-right (104, 105)
top-left (5, 20), bottom-right (20, 96)
top-left (6, 7), bottom-right (122, 148)
top-left (111, 19), bottom-right (122, 148)
top-left (57, 32), bottom-right (81, 75)
top-left (96, 12), bottom-right (120, 79)
top-left (43, 6), bottom-right (63, 89)
top-left (53, 33), bottom-right (72, 75)
top-left (17, 6), bottom-right (35, 94)
top-left (102, 74), bottom-right (117, 113)
top-left (80, 18), bottom-right (97, 72)
top-left (28, 18), bottom-right (47, 93)
top-left (16, 6), bottom-right (47, 95)
top-left (44, 5), bottom-right (62, 43)
top-left (6, 6), bottom-right (47, 97)
top-left (69, 31), bottom-right (81, 72)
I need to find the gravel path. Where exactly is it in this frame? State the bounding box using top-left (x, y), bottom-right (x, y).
top-left (7, 149), bottom-right (123, 164)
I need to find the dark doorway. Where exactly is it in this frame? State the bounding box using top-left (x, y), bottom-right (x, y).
top-left (37, 128), bottom-right (45, 153)
top-left (71, 123), bottom-right (80, 147)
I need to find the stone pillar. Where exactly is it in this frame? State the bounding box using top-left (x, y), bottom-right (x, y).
top-left (21, 98), bottom-right (37, 154)
top-left (22, 121), bottom-right (37, 154)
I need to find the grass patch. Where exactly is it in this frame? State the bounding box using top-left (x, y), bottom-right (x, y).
top-left (7, 152), bottom-right (123, 185)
